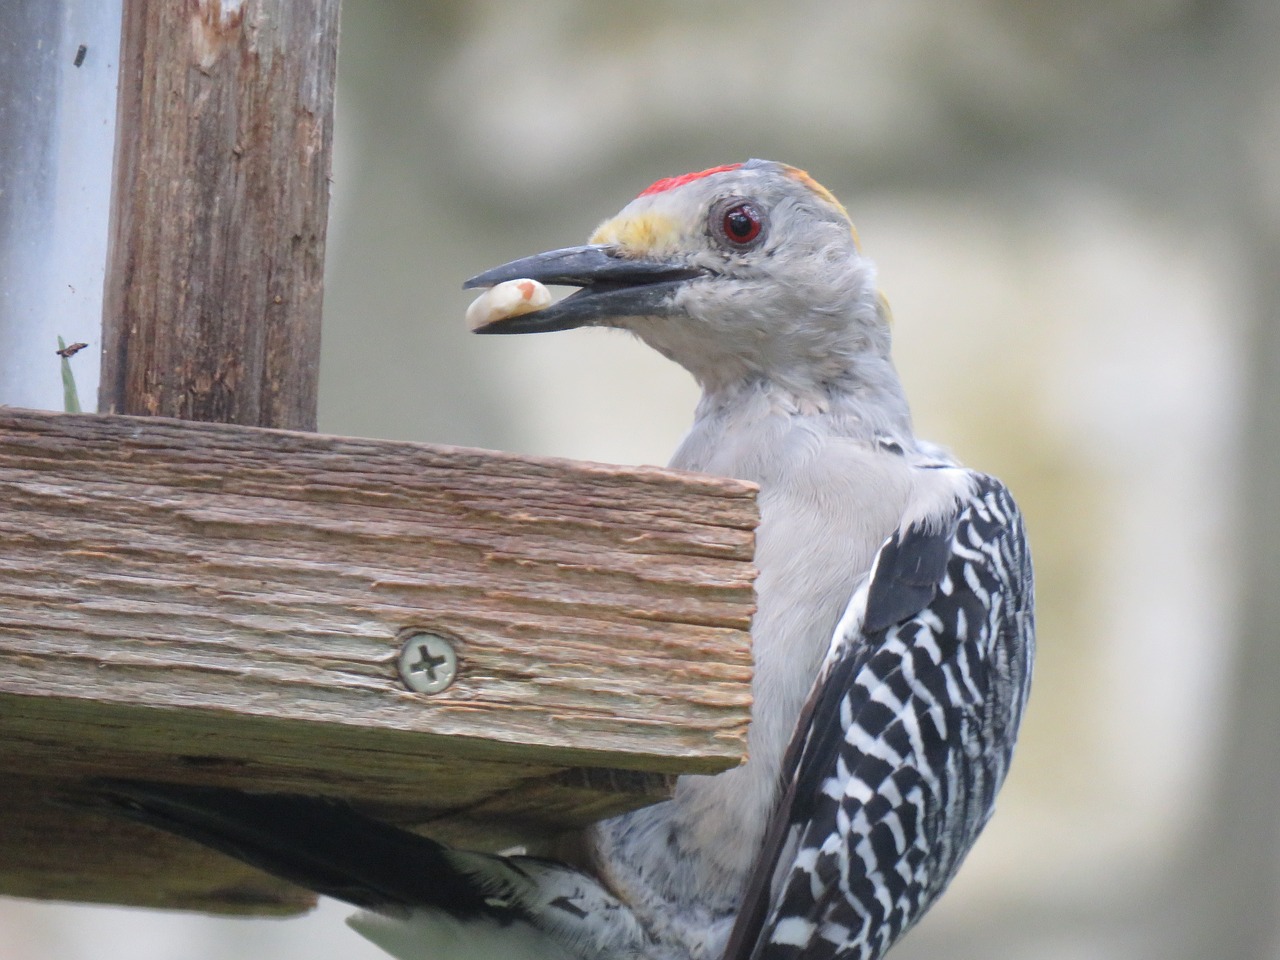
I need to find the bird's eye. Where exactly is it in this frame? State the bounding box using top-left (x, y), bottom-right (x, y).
top-left (718, 201), bottom-right (764, 246)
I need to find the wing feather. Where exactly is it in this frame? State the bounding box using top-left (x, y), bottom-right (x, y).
top-left (725, 472), bottom-right (1034, 960)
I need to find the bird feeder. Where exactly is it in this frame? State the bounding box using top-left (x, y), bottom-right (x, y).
top-left (0, 0), bottom-right (755, 914)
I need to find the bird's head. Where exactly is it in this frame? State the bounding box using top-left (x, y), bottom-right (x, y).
top-left (465, 159), bottom-right (889, 397)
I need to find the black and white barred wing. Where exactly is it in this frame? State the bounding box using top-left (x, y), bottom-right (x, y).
top-left (727, 471), bottom-right (1035, 960)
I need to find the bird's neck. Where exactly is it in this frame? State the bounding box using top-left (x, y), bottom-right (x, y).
top-left (696, 353), bottom-right (913, 436)
top-left (669, 356), bottom-right (915, 481)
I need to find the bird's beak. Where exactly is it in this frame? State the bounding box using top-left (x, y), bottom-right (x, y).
top-left (463, 244), bottom-right (705, 334)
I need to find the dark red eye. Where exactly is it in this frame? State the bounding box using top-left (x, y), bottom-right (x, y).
top-left (721, 202), bottom-right (762, 245)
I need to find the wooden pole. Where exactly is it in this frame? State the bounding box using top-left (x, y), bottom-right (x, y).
top-left (99, 0), bottom-right (339, 429)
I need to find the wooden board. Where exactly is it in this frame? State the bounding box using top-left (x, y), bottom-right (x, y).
top-left (0, 408), bottom-right (757, 911)
top-left (99, 0), bottom-right (338, 429)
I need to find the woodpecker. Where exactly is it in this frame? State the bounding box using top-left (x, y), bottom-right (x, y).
top-left (95, 160), bottom-right (1034, 960)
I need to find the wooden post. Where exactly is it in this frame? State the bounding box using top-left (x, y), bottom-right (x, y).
top-left (99, 0), bottom-right (338, 428)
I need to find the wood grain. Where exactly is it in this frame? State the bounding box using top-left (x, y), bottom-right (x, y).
top-left (0, 408), bottom-right (757, 910)
top-left (99, 0), bottom-right (338, 428)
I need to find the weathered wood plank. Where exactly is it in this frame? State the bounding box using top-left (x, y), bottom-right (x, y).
top-left (99, 0), bottom-right (338, 427)
top-left (0, 408), bottom-right (756, 910)
top-left (0, 408), bottom-right (756, 767)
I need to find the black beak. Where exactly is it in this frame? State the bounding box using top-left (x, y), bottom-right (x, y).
top-left (463, 244), bottom-right (705, 334)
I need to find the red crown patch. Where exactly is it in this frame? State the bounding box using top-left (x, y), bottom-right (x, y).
top-left (637, 163), bottom-right (744, 198)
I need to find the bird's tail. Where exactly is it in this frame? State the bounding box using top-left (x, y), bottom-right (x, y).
top-left (81, 780), bottom-right (653, 960)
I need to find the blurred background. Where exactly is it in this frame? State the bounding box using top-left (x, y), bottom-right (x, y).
top-left (4, 0), bottom-right (1280, 957)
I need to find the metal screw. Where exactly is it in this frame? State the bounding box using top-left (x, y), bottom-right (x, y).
top-left (397, 632), bottom-right (457, 694)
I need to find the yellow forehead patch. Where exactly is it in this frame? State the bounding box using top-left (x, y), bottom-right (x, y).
top-left (589, 212), bottom-right (681, 255)
top-left (779, 164), bottom-right (860, 249)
